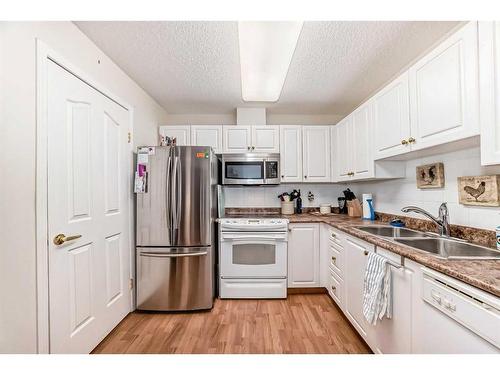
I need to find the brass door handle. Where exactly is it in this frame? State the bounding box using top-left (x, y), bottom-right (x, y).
top-left (53, 233), bottom-right (82, 245)
top-left (331, 256), bottom-right (337, 263)
top-left (401, 139), bottom-right (408, 145)
top-left (408, 137), bottom-right (416, 144)
top-left (364, 250), bottom-right (369, 256)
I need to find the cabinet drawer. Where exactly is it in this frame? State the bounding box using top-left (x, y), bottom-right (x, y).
top-left (328, 244), bottom-right (343, 278)
top-left (328, 227), bottom-right (343, 247)
top-left (329, 271), bottom-right (343, 308)
top-left (422, 274), bottom-right (500, 349)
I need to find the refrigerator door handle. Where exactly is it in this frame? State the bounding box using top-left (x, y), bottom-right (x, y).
top-left (175, 155), bottom-right (182, 229)
top-left (139, 251), bottom-right (208, 258)
top-left (165, 148), bottom-right (173, 243)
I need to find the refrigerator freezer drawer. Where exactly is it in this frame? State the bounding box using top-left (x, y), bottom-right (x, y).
top-left (219, 278), bottom-right (287, 299)
top-left (136, 247), bottom-right (214, 311)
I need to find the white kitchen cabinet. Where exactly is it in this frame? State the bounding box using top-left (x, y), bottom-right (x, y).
top-left (223, 125), bottom-right (252, 153)
top-left (334, 117), bottom-right (353, 181)
top-left (352, 103), bottom-right (373, 178)
top-left (223, 125), bottom-right (279, 153)
top-left (408, 21), bottom-right (480, 151)
top-left (370, 248), bottom-right (413, 354)
top-left (159, 125), bottom-right (191, 145)
top-left (343, 235), bottom-right (374, 338)
top-left (252, 125), bottom-right (280, 153)
top-left (372, 72), bottom-right (412, 160)
top-left (280, 125), bottom-right (303, 182)
top-left (190, 125), bottom-right (223, 153)
top-left (479, 22), bottom-right (500, 165)
top-left (288, 223), bottom-right (320, 288)
top-left (302, 126), bottom-right (331, 182)
top-left (333, 105), bottom-right (405, 182)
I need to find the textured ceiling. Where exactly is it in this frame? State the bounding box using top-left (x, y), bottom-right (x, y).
top-left (75, 21), bottom-right (459, 115)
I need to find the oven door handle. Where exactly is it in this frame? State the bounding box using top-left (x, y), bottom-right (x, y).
top-left (221, 233), bottom-right (287, 241)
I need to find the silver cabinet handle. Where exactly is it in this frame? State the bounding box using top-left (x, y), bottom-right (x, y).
top-left (140, 251), bottom-right (208, 258)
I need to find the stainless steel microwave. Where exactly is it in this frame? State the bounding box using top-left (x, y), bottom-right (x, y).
top-left (221, 153), bottom-right (280, 185)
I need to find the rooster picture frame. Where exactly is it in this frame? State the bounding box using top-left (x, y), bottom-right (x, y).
top-left (458, 175), bottom-right (500, 207)
top-left (416, 162), bottom-right (444, 189)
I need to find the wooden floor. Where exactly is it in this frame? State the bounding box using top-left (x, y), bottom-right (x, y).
top-left (92, 294), bottom-right (371, 354)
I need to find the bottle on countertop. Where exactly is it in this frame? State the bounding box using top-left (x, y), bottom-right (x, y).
top-left (296, 190), bottom-right (302, 214)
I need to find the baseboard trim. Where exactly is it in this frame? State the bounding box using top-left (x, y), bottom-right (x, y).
top-left (287, 287), bottom-right (327, 295)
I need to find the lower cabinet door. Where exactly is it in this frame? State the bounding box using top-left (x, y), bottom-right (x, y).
top-left (328, 271), bottom-right (344, 310)
top-left (371, 251), bottom-right (413, 354)
top-left (287, 224), bottom-right (320, 287)
top-left (344, 236), bottom-right (372, 337)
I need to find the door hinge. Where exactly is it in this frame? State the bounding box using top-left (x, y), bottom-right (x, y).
top-left (128, 132), bottom-right (132, 144)
top-left (129, 278), bottom-right (134, 290)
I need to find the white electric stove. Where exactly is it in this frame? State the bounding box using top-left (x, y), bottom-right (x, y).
top-left (218, 217), bottom-right (289, 299)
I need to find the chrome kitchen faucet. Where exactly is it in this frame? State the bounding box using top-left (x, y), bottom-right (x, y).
top-left (401, 202), bottom-right (451, 237)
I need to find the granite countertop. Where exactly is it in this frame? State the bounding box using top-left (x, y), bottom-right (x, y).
top-left (223, 211), bottom-right (500, 298)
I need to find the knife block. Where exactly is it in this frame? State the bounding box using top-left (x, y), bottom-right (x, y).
top-left (347, 199), bottom-right (362, 217)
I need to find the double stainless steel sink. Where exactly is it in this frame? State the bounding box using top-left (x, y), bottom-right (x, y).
top-left (354, 225), bottom-right (500, 260)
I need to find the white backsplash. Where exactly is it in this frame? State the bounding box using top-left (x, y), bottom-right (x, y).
top-left (223, 147), bottom-right (500, 231)
top-left (351, 147), bottom-right (500, 231)
top-left (223, 184), bottom-right (345, 208)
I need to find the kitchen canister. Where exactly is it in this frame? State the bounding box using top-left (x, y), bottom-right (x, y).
top-left (320, 204), bottom-right (331, 214)
top-left (281, 201), bottom-right (294, 215)
top-left (497, 225), bottom-right (500, 250)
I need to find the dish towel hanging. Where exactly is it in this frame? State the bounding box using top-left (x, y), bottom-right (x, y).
top-left (362, 251), bottom-right (392, 325)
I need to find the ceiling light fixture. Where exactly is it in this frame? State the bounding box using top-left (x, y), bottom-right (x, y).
top-left (238, 21), bottom-right (303, 102)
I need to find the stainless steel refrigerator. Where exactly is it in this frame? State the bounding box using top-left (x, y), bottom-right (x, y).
top-left (136, 146), bottom-right (218, 311)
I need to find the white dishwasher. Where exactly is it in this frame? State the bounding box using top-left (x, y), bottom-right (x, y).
top-left (415, 268), bottom-right (500, 353)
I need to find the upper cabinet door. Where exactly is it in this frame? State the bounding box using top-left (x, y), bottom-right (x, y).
top-left (409, 22), bottom-right (480, 150)
top-left (352, 103), bottom-right (374, 178)
top-left (190, 125), bottom-right (223, 154)
top-left (280, 125), bottom-right (303, 182)
top-left (479, 22), bottom-right (500, 165)
top-left (222, 125), bottom-right (252, 153)
top-left (159, 125), bottom-right (191, 145)
top-left (252, 125), bottom-right (280, 153)
top-left (302, 126), bottom-right (331, 182)
top-left (335, 118), bottom-right (353, 181)
top-left (373, 72), bottom-right (411, 160)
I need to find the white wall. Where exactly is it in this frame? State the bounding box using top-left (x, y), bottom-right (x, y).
top-left (351, 147), bottom-right (500, 231)
top-left (223, 147), bottom-right (500, 232)
top-left (224, 184), bottom-right (346, 208)
top-left (0, 21), bottom-right (168, 353)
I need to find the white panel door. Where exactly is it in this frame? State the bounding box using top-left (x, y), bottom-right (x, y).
top-left (479, 22), bottom-right (500, 165)
top-left (352, 103), bottom-right (374, 179)
top-left (223, 125), bottom-right (252, 153)
top-left (190, 125), bottom-right (223, 153)
top-left (279, 125), bottom-right (303, 182)
top-left (302, 126), bottom-right (331, 182)
top-left (287, 224), bottom-right (320, 287)
top-left (47, 60), bottom-right (130, 353)
top-left (335, 118), bottom-right (353, 181)
top-left (373, 72), bottom-right (412, 159)
top-left (159, 125), bottom-right (191, 145)
top-left (251, 125), bottom-right (280, 152)
top-left (409, 22), bottom-right (479, 150)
